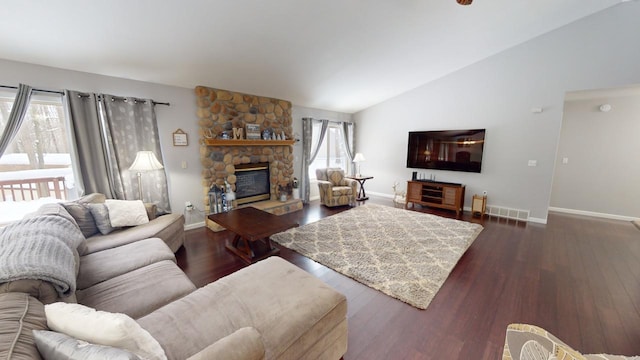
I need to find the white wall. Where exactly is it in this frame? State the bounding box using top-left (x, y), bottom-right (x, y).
top-left (291, 105), bottom-right (352, 199)
top-left (551, 88), bottom-right (640, 219)
top-left (0, 59), bottom-right (202, 225)
top-left (353, 2), bottom-right (640, 223)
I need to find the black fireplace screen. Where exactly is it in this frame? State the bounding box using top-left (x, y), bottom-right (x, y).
top-left (235, 162), bottom-right (270, 205)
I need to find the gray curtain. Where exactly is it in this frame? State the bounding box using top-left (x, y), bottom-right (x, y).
top-left (301, 118), bottom-right (329, 203)
top-left (0, 84), bottom-right (33, 157)
top-left (101, 95), bottom-right (171, 213)
top-left (341, 122), bottom-right (355, 174)
top-left (64, 90), bottom-right (114, 198)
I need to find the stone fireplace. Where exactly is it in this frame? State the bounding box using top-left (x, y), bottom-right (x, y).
top-left (195, 86), bottom-right (302, 222)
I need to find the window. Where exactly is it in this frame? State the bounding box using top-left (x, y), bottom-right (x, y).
top-left (308, 123), bottom-right (352, 180)
top-left (0, 91), bottom-right (77, 225)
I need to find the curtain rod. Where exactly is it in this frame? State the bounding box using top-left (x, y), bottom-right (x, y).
top-left (0, 84), bottom-right (64, 95)
top-left (1, 85), bottom-right (169, 106)
top-left (77, 93), bottom-right (170, 106)
top-left (302, 117), bottom-right (352, 125)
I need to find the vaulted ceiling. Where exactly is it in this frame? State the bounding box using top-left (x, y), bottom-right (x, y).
top-left (0, 1), bottom-right (622, 113)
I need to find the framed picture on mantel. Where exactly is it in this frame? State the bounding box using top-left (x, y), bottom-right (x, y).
top-left (246, 124), bottom-right (261, 140)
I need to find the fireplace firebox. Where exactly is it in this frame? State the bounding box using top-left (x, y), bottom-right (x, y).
top-left (235, 162), bottom-right (270, 205)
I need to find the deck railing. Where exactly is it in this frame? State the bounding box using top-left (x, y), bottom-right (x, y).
top-left (0, 176), bottom-right (68, 202)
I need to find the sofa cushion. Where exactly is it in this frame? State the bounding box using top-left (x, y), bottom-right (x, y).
top-left (331, 186), bottom-right (353, 196)
top-left (0, 293), bottom-right (48, 360)
top-left (76, 260), bottom-right (195, 319)
top-left (87, 203), bottom-right (117, 235)
top-left (60, 194), bottom-right (108, 238)
top-left (77, 193), bottom-right (107, 204)
top-left (145, 203), bottom-right (158, 221)
top-left (85, 213), bottom-right (185, 254)
top-left (78, 238), bottom-right (176, 290)
top-left (106, 200), bottom-right (149, 227)
top-left (0, 279), bottom-right (63, 305)
top-left (44, 302), bottom-right (165, 360)
top-left (186, 327), bottom-right (265, 360)
top-left (33, 330), bottom-right (141, 360)
top-left (326, 168), bottom-right (345, 185)
top-left (63, 201), bottom-right (99, 238)
top-left (137, 257), bottom-right (347, 360)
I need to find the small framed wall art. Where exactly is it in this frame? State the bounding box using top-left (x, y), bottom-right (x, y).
top-left (172, 129), bottom-right (188, 146)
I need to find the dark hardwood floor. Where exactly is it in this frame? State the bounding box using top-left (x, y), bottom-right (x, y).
top-left (176, 198), bottom-right (640, 359)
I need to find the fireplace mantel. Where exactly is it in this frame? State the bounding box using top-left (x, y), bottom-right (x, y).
top-left (205, 139), bottom-right (295, 146)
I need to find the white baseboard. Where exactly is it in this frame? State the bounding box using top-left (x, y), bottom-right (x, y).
top-left (528, 217), bottom-right (548, 224)
top-left (548, 207), bottom-right (638, 222)
top-left (370, 192), bottom-right (549, 224)
top-left (184, 221), bottom-right (205, 231)
top-left (368, 191), bottom-right (393, 199)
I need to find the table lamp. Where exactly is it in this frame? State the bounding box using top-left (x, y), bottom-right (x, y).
top-left (353, 153), bottom-right (366, 177)
top-left (129, 151), bottom-right (164, 201)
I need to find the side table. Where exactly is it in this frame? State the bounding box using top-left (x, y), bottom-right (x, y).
top-left (346, 175), bottom-right (373, 201)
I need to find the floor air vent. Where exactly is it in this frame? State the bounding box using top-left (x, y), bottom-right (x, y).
top-left (486, 205), bottom-right (529, 222)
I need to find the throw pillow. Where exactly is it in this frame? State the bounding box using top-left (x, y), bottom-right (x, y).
top-left (44, 302), bottom-right (166, 360)
top-left (62, 202), bottom-right (99, 238)
top-left (87, 203), bottom-right (117, 235)
top-left (553, 343), bottom-right (587, 360)
top-left (33, 330), bottom-right (141, 360)
top-left (105, 200), bottom-right (150, 227)
top-left (520, 340), bottom-right (550, 360)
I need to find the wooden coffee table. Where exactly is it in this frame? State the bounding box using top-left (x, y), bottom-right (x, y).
top-left (207, 207), bottom-right (298, 264)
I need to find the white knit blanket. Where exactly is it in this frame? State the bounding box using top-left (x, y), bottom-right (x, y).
top-left (0, 214), bottom-right (84, 297)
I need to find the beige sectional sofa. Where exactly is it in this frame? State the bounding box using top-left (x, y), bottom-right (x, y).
top-left (0, 195), bottom-right (348, 359)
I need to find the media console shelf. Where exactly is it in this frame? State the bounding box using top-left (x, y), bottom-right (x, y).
top-left (405, 180), bottom-right (465, 216)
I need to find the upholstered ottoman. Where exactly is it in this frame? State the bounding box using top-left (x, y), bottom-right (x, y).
top-left (137, 257), bottom-right (348, 360)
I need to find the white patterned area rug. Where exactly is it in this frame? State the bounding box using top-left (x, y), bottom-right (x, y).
top-left (271, 203), bottom-right (483, 310)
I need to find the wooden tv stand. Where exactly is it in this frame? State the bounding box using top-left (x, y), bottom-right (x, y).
top-left (405, 180), bottom-right (466, 216)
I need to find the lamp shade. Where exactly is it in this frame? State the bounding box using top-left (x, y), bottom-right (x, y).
top-left (129, 151), bottom-right (164, 171)
top-left (353, 153), bottom-right (366, 163)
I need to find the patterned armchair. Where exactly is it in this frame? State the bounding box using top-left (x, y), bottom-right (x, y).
top-left (315, 168), bottom-right (357, 207)
top-left (503, 324), bottom-right (637, 360)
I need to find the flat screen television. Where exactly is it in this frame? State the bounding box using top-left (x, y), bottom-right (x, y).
top-left (406, 129), bottom-right (486, 173)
